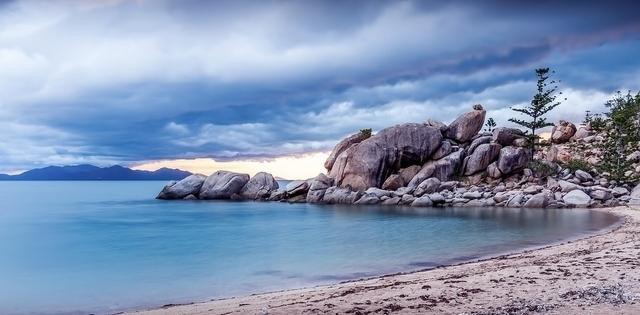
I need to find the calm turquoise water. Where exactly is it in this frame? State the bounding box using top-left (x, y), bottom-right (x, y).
top-left (0, 181), bottom-right (618, 315)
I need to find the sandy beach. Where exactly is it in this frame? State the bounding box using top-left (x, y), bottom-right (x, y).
top-left (127, 206), bottom-right (640, 315)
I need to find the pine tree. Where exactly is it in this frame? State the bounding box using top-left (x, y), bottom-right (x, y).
top-left (484, 117), bottom-right (497, 132)
top-left (599, 91), bottom-right (640, 183)
top-left (509, 68), bottom-right (563, 149)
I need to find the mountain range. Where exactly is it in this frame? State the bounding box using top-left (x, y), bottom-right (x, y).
top-left (0, 165), bottom-right (192, 180)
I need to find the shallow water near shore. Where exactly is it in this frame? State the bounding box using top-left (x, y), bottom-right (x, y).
top-left (0, 181), bottom-right (619, 315)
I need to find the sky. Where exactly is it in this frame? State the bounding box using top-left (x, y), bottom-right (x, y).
top-left (1, 0), bottom-right (640, 178)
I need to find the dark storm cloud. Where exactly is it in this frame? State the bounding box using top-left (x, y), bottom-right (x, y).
top-left (1, 0), bottom-right (639, 172)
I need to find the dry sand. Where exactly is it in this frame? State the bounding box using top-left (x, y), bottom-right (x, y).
top-left (128, 207), bottom-right (640, 315)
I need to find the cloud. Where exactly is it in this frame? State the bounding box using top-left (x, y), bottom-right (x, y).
top-left (0, 0), bottom-right (639, 173)
top-left (164, 122), bottom-right (189, 135)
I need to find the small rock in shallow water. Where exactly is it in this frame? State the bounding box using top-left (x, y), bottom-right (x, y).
top-left (427, 193), bottom-right (445, 204)
top-left (382, 196), bottom-right (401, 205)
top-left (354, 194), bottom-right (380, 205)
top-left (462, 191), bottom-right (482, 199)
top-left (523, 192), bottom-right (549, 208)
top-left (411, 196), bottom-right (433, 207)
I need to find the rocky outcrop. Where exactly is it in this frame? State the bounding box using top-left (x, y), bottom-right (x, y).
top-left (157, 174), bottom-right (207, 199)
top-left (324, 131), bottom-right (370, 172)
top-left (329, 123), bottom-right (443, 191)
top-left (200, 171), bottom-right (250, 199)
top-left (306, 173), bottom-right (334, 203)
top-left (551, 120), bottom-right (577, 144)
top-left (158, 106), bottom-right (635, 210)
top-left (444, 104), bottom-right (486, 143)
top-left (463, 143), bottom-right (501, 175)
top-left (239, 172), bottom-right (279, 200)
top-left (497, 146), bottom-right (530, 175)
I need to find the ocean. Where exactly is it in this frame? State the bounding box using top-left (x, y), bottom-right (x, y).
top-left (0, 181), bottom-right (618, 314)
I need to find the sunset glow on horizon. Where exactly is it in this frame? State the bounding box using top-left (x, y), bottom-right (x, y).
top-left (132, 152), bottom-right (330, 180)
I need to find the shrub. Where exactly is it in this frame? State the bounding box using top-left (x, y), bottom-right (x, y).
top-left (528, 160), bottom-right (558, 178)
top-left (597, 91), bottom-right (640, 183)
top-left (563, 159), bottom-right (591, 173)
top-left (359, 128), bottom-right (372, 138)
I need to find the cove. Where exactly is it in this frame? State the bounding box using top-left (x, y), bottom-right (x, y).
top-left (0, 181), bottom-right (619, 315)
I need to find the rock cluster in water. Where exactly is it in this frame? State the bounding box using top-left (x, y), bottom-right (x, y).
top-left (158, 105), bottom-right (639, 208)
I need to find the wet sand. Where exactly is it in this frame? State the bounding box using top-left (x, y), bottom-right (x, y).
top-left (128, 207), bottom-right (640, 314)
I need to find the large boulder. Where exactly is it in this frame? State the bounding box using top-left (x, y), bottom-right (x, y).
top-left (414, 178), bottom-right (441, 196)
top-left (286, 180), bottom-right (310, 196)
top-left (551, 120), bottom-right (577, 144)
top-left (523, 192), bottom-right (550, 208)
top-left (486, 162), bottom-right (502, 179)
top-left (157, 174), bottom-right (206, 199)
top-left (497, 146), bottom-right (530, 175)
top-left (199, 171), bottom-right (250, 199)
top-left (463, 143), bottom-right (502, 175)
top-left (329, 123), bottom-right (443, 191)
top-left (407, 150), bottom-right (465, 188)
top-left (364, 187), bottom-right (393, 198)
top-left (324, 131), bottom-right (370, 172)
top-left (546, 145), bottom-right (572, 163)
top-left (492, 128), bottom-right (526, 146)
top-left (381, 174), bottom-right (405, 191)
top-left (574, 170), bottom-right (593, 182)
top-left (306, 173), bottom-right (334, 203)
top-left (411, 196), bottom-right (433, 207)
top-left (398, 165), bottom-right (422, 184)
top-left (425, 119), bottom-right (448, 132)
top-left (239, 172), bottom-right (279, 200)
top-left (467, 136), bottom-right (492, 155)
top-left (572, 127), bottom-right (592, 141)
top-left (322, 187), bottom-right (362, 204)
top-left (444, 104), bottom-right (486, 143)
top-left (590, 189), bottom-right (612, 201)
top-left (563, 189), bottom-right (591, 207)
top-left (354, 194), bottom-right (381, 205)
top-left (431, 141), bottom-right (453, 160)
top-left (558, 180), bottom-right (583, 193)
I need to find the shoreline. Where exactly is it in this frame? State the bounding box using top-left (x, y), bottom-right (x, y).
top-left (127, 206), bottom-right (639, 315)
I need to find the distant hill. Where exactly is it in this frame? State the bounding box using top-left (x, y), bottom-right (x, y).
top-left (0, 164), bottom-right (192, 181)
